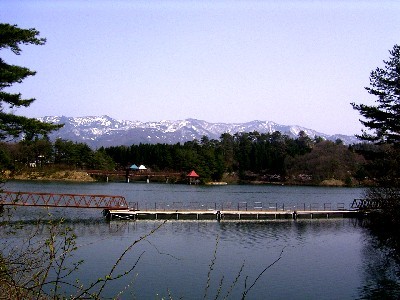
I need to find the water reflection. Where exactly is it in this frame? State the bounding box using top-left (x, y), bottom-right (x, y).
top-left (1, 214), bottom-right (399, 299)
top-left (357, 230), bottom-right (400, 299)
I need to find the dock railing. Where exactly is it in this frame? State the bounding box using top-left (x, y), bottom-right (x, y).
top-left (130, 201), bottom-right (350, 212)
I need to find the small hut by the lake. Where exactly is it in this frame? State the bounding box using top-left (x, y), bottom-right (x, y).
top-left (187, 170), bottom-right (200, 185)
top-left (130, 164), bottom-right (139, 171)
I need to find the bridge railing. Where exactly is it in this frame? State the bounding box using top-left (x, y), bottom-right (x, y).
top-left (86, 170), bottom-right (182, 177)
top-left (0, 191), bottom-right (128, 210)
top-left (351, 198), bottom-right (398, 210)
top-left (134, 201), bottom-right (350, 212)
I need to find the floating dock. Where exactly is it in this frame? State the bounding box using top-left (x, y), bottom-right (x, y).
top-left (104, 209), bottom-right (360, 221)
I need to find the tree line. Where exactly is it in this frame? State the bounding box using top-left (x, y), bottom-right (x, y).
top-left (0, 132), bottom-right (372, 185)
top-left (104, 131), bottom-right (369, 185)
top-left (0, 138), bottom-right (114, 171)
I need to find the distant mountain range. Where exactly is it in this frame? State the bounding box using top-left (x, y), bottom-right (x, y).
top-left (38, 115), bottom-right (359, 148)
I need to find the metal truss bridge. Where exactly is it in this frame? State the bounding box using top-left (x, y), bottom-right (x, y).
top-left (0, 191), bottom-right (128, 210)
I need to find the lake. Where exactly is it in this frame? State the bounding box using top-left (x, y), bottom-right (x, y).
top-left (1, 181), bottom-right (399, 299)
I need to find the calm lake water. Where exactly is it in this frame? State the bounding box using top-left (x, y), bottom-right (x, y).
top-left (1, 181), bottom-right (400, 299)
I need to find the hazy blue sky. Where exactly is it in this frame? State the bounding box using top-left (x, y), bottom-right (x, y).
top-left (2, 0), bottom-right (400, 135)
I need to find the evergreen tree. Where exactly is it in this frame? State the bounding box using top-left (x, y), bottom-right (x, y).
top-left (351, 44), bottom-right (400, 187)
top-left (352, 44), bottom-right (400, 261)
top-left (351, 44), bottom-right (400, 144)
top-left (0, 23), bottom-right (61, 140)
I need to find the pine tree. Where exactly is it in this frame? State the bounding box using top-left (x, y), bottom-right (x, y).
top-left (352, 44), bottom-right (400, 144)
top-left (352, 44), bottom-right (400, 260)
top-left (0, 23), bottom-right (62, 140)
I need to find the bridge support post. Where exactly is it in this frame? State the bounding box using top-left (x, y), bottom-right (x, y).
top-left (216, 210), bottom-right (221, 221)
top-left (125, 169), bottom-right (130, 183)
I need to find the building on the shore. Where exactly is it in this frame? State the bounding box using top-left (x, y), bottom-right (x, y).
top-left (129, 164), bottom-right (139, 171)
top-left (187, 170), bottom-right (200, 185)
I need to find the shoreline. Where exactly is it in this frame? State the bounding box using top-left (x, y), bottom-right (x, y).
top-left (1, 170), bottom-right (96, 182)
top-left (1, 170), bottom-right (369, 187)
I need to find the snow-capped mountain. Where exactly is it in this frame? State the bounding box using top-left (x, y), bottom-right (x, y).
top-left (38, 115), bottom-right (359, 148)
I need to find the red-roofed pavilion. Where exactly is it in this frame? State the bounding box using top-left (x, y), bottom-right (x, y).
top-left (187, 170), bottom-right (200, 185)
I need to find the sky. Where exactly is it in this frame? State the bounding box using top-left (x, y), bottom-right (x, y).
top-left (1, 0), bottom-right (400, 135)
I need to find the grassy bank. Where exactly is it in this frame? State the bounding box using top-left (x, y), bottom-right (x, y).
top-left (1, 170), bottom-right (96, 182)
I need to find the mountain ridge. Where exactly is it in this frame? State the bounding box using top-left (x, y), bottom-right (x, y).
top-left (38, 115), bottom-right (359, 148)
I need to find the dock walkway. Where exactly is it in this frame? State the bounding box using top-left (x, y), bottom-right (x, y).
top-left (105, 208), bottom-right (360, 221)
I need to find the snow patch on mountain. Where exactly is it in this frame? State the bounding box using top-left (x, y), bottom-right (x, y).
top-left (38, 115), bottom-right (359, 148)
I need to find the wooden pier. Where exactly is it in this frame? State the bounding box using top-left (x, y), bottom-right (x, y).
top-left (104, 208), bottom-right (360, 221)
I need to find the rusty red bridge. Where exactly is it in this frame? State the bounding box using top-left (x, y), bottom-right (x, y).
top-left (0, 191), bottom-right (129, 210)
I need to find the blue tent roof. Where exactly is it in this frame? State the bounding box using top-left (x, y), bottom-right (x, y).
top-left (130, 164), bottom-right (139, 170)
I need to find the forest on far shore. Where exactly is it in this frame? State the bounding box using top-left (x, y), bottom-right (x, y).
top-left (0, 130), bottom-right (379, 186)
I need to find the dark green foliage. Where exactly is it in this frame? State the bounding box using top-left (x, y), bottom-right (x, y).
top-left (352, 44), bottom-right (400, 263)
top-left (54, 139), bottom-right (115, 170)
top-left (90, 148), bottom-right (116, 170)
top-left (0, 131), bottom-right (368, 184)
top-left (352, 44), bottom-right (400, 183)
top-left (0, 23), bottom-right (46, 54)
top-left (0, 23), bottom-right (62, 141)
top-left (0, 138), bottom-right (115, 171)
top-left (104, 132), bottom-right (364, 184)
top-left (0, 144), bottom-right (12, 169)
top-left (54, 139), bottom-right (91, 167)
top-left (352, 44), bottom-right (400, 144)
